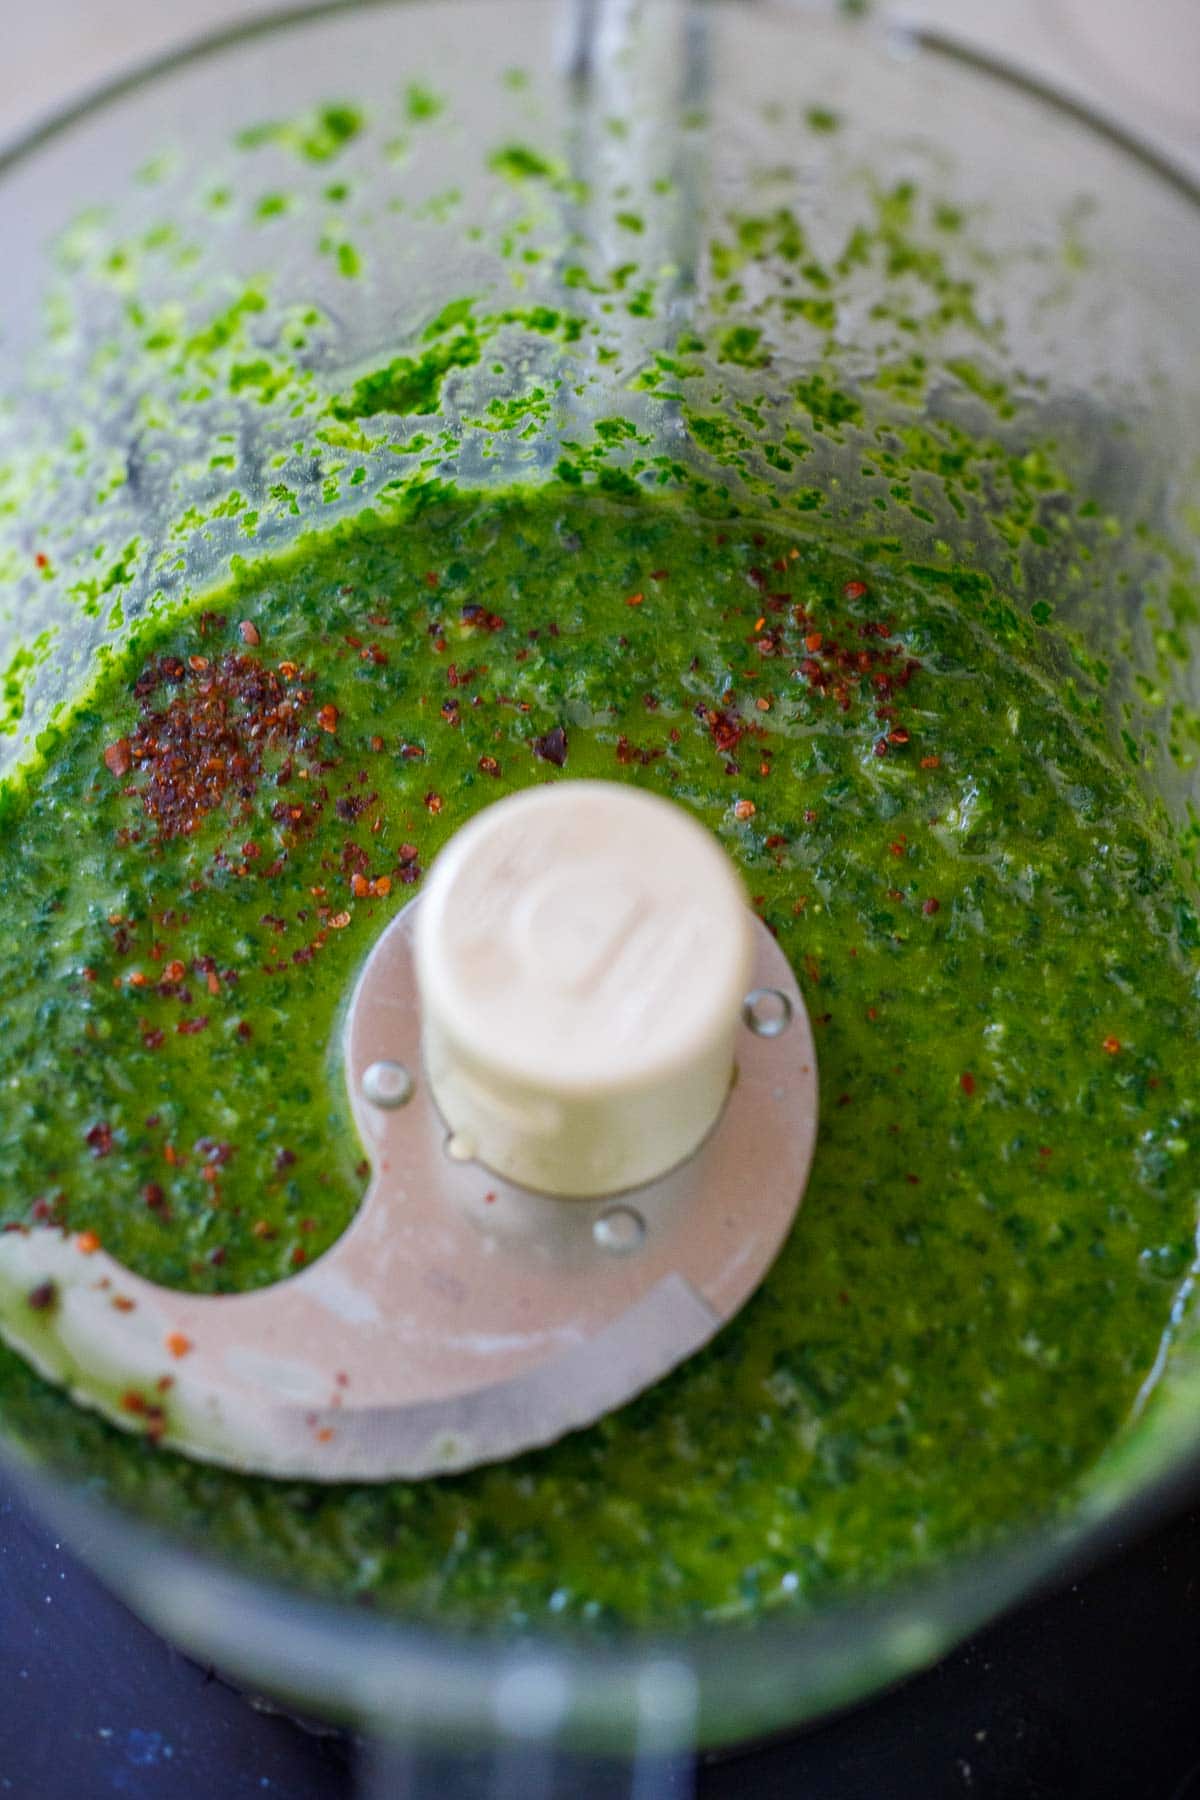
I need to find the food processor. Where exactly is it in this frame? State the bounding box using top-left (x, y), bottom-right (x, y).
top-left (1, 0), bottom-right (1199, 1781)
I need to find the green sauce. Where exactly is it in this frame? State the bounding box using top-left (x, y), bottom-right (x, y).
top-left (1, 485), bottom-right (1196, 1630)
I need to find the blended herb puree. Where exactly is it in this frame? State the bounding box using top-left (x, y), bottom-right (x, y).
top-left (0, 487), bottom-right (1197, 1629)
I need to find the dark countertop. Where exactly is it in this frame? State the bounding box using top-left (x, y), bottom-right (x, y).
top-left (2, 1480), bottom-right (1198, 1799)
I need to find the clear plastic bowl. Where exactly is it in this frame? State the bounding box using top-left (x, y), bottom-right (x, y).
top-left (1, 0), bottom-right (1198, 1759)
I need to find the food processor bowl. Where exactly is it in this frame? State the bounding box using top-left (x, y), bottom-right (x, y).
top-left (1, 0), bottom-right (1199, 1760)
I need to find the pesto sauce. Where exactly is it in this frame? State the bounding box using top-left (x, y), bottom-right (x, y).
top-left (0, 486), bottom-right (1197, 1630)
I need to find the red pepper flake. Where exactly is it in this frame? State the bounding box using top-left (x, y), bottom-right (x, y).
top-left (615, 735), bottom-right (665, 767)
top-left (920, 755), bottom-right (940, 769)
top-left (873, 738), bottom-right (889, 757)
top-left (176, 1016), bottom-right (210, 1035)
top-left (290, 1246), bottom-right (308, 1268)
top-left (156, 1375), bottom-right (176, 1394)
top-left (701, 706), bottom-right (750, 758)
top-left (251, 1219), bottom-right (276, 1240)
top-left (26, 1281), bottom-right (57, 1313)
top-left (316, 1427), bottom-right (335, 1443)
top-left (889, 728), bottom-right (910, 746)
top-left (424, 571), bottom-right (439, 589)
top-left (960, 1071), bottom-right (976, 1096)
top-left (649, 569), bottom-right (669, 581)
top-left (238, 620), bottom-right (261, 647)
top-left (143, 1182), bottom-right (165, 1210)
top-left (866, 1006), bottom-right (878, 1022)
top-left (626, 592), bottom-right (644, 607)
top-left (478, 755), bottom-right (501, 777)
top-left (120, 1390), bottom-right (147, 1416)
top-left (85, 1121), bottom-right (114, 1158)
top-left (425, 791), bottom-right (444, 814)
top-left (805, 632), bottom-right (823, 653)
top-left (120, 649), bottom-right (325, 841)
top-left (112, 1295), bottom-right (137, 1314)
top-left (532, 725), bottom-right (569, 768)
top-left (76, 1230), bottom-right (102, 1256)
top-left (922, 897), bottom-right (941, 916)
top-left (1102, 1035), bottom-right (1121, 1056)
top-left (317, 703), bottom-right (339, 735)
top-left (103, 739), bottom-right (132, 779)
top-left (34, 551), bottom-right (49, 570)
top-left (733, 799), bottom-right (757, 821)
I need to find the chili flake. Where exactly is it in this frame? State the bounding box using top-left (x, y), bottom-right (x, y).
top-left (532, 726), bottom-right (569, 768)
top-left (85, 1121), bottom-right (114, 1158)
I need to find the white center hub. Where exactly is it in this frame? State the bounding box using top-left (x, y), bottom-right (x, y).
top-left (415, 782), bottom-right (755, 1197)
